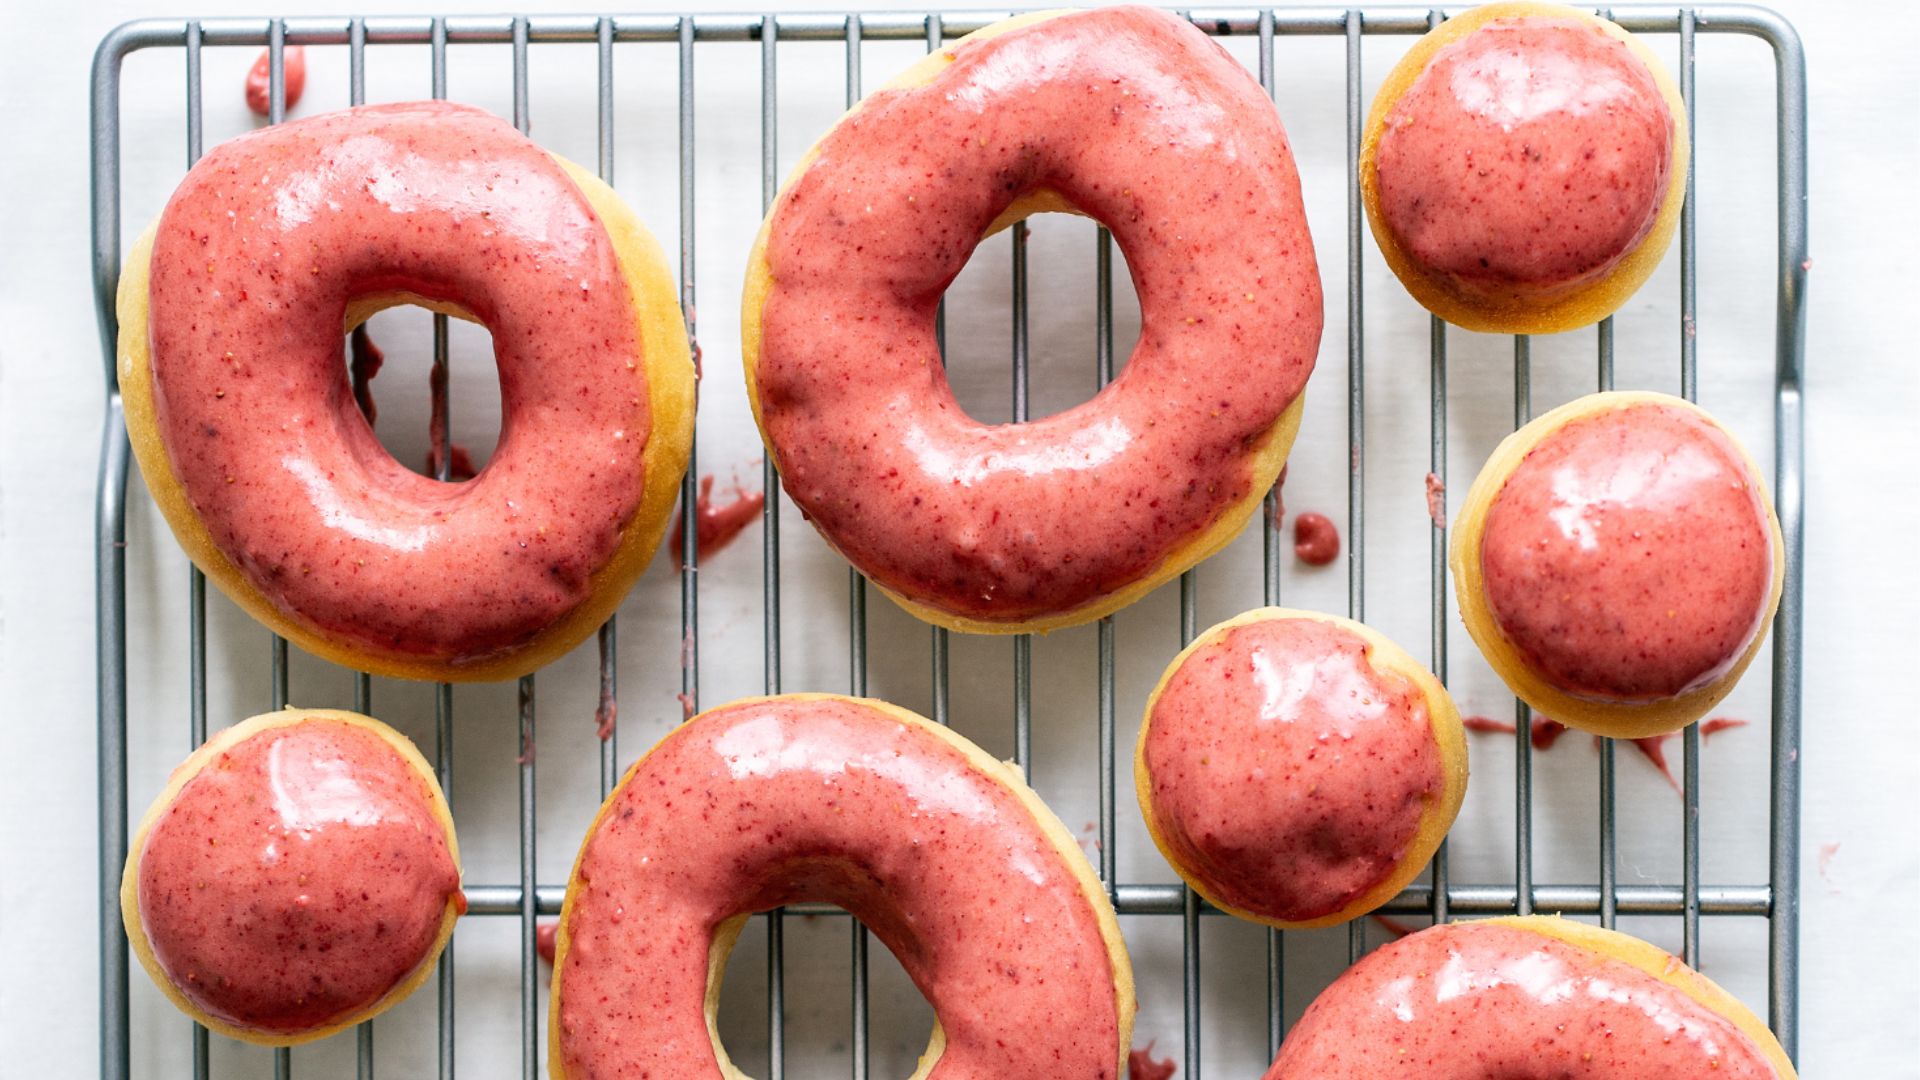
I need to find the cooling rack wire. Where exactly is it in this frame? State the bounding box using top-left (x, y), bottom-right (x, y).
top-left (88, 5), bottom-right (1807, 1077)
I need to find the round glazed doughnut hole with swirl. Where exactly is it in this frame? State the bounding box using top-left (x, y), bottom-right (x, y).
top-left (1452, 391), bottom-right (1784, 737)
top-left (1360, 2), bottom-right (1688, 333)
top-left (1136, 608), bottom-right (1466, 929)
top-left (549, 694), bottom-right (1134, 1079)
top-left (118, 101), bottom-right (695, 682)
top-left (1266, 917), bottom-right (1797, 1077)
top-left (743, 7), bottom-right (1322, 634)
top-left (121, 709), bottom-right (462, 1045)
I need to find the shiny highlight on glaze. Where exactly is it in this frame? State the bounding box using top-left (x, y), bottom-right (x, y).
top-left (1138, 610), bottom-right (1464, 929)
top-left (1359, 2), bottom-right (1688, 334)
top-left (1450, 391), bottom-right (1784, 738)
top-left (747, 7), bottom-right (1321, 631)
top-left (1375, 14), bottom-right (1673, 302)
top-left (1481, 401), bottom-right (1775, 701)
top-left (127, 101), bottom-right (692, 680)
top-left (1267, 918), bottom-right (1791, 1077)
top-left (550, 695), bottom-right (1131, 1079)
top-left (131, 713), bottom-right (459, 1038)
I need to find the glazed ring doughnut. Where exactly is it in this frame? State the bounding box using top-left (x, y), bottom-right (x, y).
top-left (118, 101), bottom-right (695, 682)
top-left (743, 6), bottom-right (1321, 633)
top-left (549, 694), bottom-right (1134, 1078)
top-left (1266, 916), bottom-right (1797, 1077)
top-left (121, 708), bottom-right (462, 1045)
top-left (1452, 391), bottom-right (1783, 737)
top-left (1360, 2), bottom-right (1688, 333)
top-left (1136, 608), bottom-right (1466, 929)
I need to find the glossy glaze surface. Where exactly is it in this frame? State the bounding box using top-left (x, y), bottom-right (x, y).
top-left (1373, 14), bottom-right (1673, 303)
top-left (1266, 921), bottom-right (1781, 1077)
top-left (755, 6), bottom-right (1320, 624)
top-left (145, 101), bottom-right (649, 664)
top-left (1292, 511), bottom-right (1341, 566)
top-left (1481, 402), bottom-right (1773, 700)
top-left (136, 719), bottom-right (459, 1033)
top-left (554, 697), bottom-right (1123, 1078)
top-left (1142, 618), bottom-right (1441, 923)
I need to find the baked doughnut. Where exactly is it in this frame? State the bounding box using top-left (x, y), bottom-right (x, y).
top-left (743, 7), bottom-right (1321, 633)
top-left (118, 101), bottom-right (695, 682)
top-left (1452, 391), bottom-right (1783, 737)
top-left (549, 694), bottom-right (1134, 1078)
top-left (1135, 608), bottom-right (1466, 929)
top-left (1360, 2), bottom-right (1687, 333)
top-left (1266, 916), bottom-right (1796, 1077)
top-left (121, 708), bottom-right (461, 1045)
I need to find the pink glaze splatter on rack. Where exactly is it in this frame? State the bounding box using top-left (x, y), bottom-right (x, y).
top-left (348, 325), bottom-right (382, 426)
top-left (244, 46), bottom-right (307, 117)
top-left (595, 684), bottom-right (618, 742)
top-left (1702, 717), bottom-right (1749, 739)
top-left (1293, 512), bottom-right (1341, 566)
top-left (669, 475), bottom-right (765, 571)
top-left (1370, 914), bottom-right (1421, 940)
top-left (1128, 1041), bottom-right (1177, 1080)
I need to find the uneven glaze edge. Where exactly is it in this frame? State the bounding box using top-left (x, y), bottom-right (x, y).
top-left (1133, 607), bottom-right (1469, 930)
top-left (1358, 0), bottom-right (1690, 334)
top-left (739, 8), bottom-right (1303, 635)
top-left (1449, 391), bottom-right (1786, 737)
top-left (1491, 916), bottom-right (1798, 1079)
top-left (547, 692), bottom-right (1136, 1080)
top-left (118, 150), bottom-right (694, 683)
top-left (118, 708), bottom-right (462, 1047)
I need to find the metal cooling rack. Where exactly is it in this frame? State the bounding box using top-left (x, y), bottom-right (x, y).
top-left (89, 6), bottom-right (1808, 1078)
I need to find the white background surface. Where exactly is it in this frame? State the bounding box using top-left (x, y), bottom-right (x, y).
top-left (3, 0), bottom-right (1916, 1076)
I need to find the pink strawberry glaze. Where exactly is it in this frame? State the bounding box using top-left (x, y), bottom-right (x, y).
top-left (136, 719), bottom-right (459, 1033)
top-left (554, 697), bottom-right (1123, 1078)
top-left (754, 7), bottom-right (1320, 625)
top-left (1374, 15), bottom-right (1674, 304)
top-left (145, 101), bottom-right (650, 666)
top-left (1142, 617), bottom-right (1442, 924)
top-left (1265, 921), bottom-right (1781, 1077)
top-left (1480, 402), bottom-right (1773, 700)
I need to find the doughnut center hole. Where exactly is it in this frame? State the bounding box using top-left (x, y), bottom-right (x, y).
top-left (346, 304), bottom-right (502, 482)
top-left (713, 909), bottom-right (939, 1077)
top-left (942, 210), bottom-right (1142, 425)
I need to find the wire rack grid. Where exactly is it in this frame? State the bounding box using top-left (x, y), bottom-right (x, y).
top-left (88, 5), bottom-right (1808, 1079)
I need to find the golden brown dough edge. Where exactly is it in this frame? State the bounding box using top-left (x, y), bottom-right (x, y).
top-left (117, 149), bottom-right (693, 683)
top-left (119, 708), bottom-right (462, 1046)
top-left (1357, 1), bottom-right (1690, 334)
top-left (546, 692), bottom-right (1136, 1080)
top-left (738, 8), bottom-right (1304, 635)
top-left (1449, 391), bottom-right (1785, 738)
top-left (1134, 607), bottom-right (1468, 930)
top-left (1489, 916), bottom-right (1798, 1079)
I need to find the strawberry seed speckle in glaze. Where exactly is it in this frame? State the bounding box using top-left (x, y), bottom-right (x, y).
top-left (554, 696), bottom-right (1125, 1077)
top-left (135, 718), bottom-right (458, 1035)
top-left (1478, 401), bottom-right (1774, 702)
top-left (753, 7), bottom-right (1320, 627)
top-left (1373, 14), bottom-right (1674, 305)
top-left (1268, 921), bottom-right (1784, 1077)
top-left (1142, 617), bottom-right (1444, 925)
